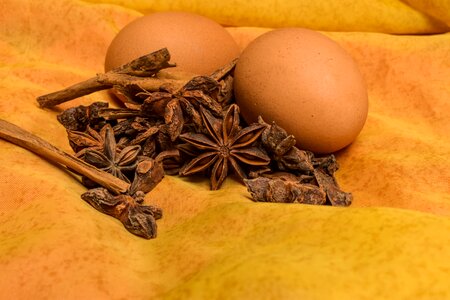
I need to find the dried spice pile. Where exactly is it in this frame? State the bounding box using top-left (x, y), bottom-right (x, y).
top-left (36, 48), bottom-right (352, 239)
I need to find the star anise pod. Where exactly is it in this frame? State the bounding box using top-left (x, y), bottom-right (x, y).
top-left (314, 168), bottom-right (353, 206)
top-left (84, 124), bottom-right (141, 183)
top-left (81, 188), bottom-right (162, 239)
top-left (258, 117), bottom-right (314, 173)
top-left (67, 124), bottom-right (109, 158)
top-left (127, 117), bottom-right (160, 153)
top-left (137, 75), bottom-right (227, 142)
top-left (178, 104), bottom-right (270, 190)
top-left (57, 101), bottom-right (108, 131)
top-left (244, 173), bottom-right (326, 205)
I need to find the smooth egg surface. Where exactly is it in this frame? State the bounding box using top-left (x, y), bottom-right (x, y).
top-left (234, 28), bottom-right (368, 153)
top-left (105, 11), bottom-right (240, 75)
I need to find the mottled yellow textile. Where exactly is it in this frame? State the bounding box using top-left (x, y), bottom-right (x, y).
top-left (81, 0), bottom-right (450, 33)
top-left (0, 0), bottom-right (449, 299)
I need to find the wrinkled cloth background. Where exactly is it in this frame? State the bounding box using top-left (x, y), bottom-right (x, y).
top-left (1, 0), bottom-right (449, 299)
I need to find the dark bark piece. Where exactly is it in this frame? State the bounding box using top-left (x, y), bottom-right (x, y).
top-left (112, 119), bottom-right (136, 136)
top-left (57, 105), bottom-right (89, 131)
top-left (182, 75), bottom-right (219, 93)
top-left (292, 183), bottom-right (327, 205)
top-left (164, 98), bottom-right (184, 141)
top-left (97, 108), bottom-right (141, 120)
top-left (216, 75), bottom-right (234, 107)
top-left (178, 96), bottom-right (203, 130)
top-left (156, 130), bottom-right (176, 152)
top-left (276, 147), bottom-right (314, 173)
top-left (181, 89), bottom-right (223, 116)
top-left (244, 176), bottom-right (326, 205)
top-left (141, 138), bottom-right (157, 157)
top-left (129, 157), bottom-right (164, 195)
top-left (128, 126), bottom-right (159, 146)
top-left (112, 47), bottom-right (175, 77)
top-left (313, 154), bottom-right (340, 176)
top-left (140, 91), bottom-right (174, 117)
top-left (36, 48), bottom-right (184, 108)
top-left (314, 168), bottom-right (352, 206)
top-left (209, 58), bottom-right (237, 81)
top-left (259, 116), bottom-right (293, 156)
top-left (247, 166), bottom-right (272, 179)
top-left (161, 155), bottom-right (183, 175)
top-left (57, 102), bottom-right (108, 131)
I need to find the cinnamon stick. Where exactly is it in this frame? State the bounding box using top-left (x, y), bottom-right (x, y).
top-left (0, 119), bottom-right (129, 194)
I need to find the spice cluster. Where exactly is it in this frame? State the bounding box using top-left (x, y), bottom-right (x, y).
top-left (37, 48), bottom-right (352, 239)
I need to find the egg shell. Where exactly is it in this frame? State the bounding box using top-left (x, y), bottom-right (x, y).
top-left (104, 11), bottom-right (240, 75)
top-left (233, 28), bottom-right (369, 154)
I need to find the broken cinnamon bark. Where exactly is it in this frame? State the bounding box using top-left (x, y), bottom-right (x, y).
top-left (36, 48), bottom-right (184, 108)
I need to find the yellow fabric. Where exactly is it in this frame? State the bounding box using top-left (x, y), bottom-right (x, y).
top-left (1, 0), bottom-right (450, 298)
top-left (81, 0), bottom-right (450, 33)
top-left (402, 0), bottom-right (450, 27)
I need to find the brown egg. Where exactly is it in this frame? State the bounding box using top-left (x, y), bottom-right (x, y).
top-left (104, 11), bottom-right (240, 75)
top-left (234, 28), bottom-right (368, 154)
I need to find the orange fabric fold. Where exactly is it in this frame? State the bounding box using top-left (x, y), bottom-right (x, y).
top-left (0, 0), bottom-right (449, 299)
